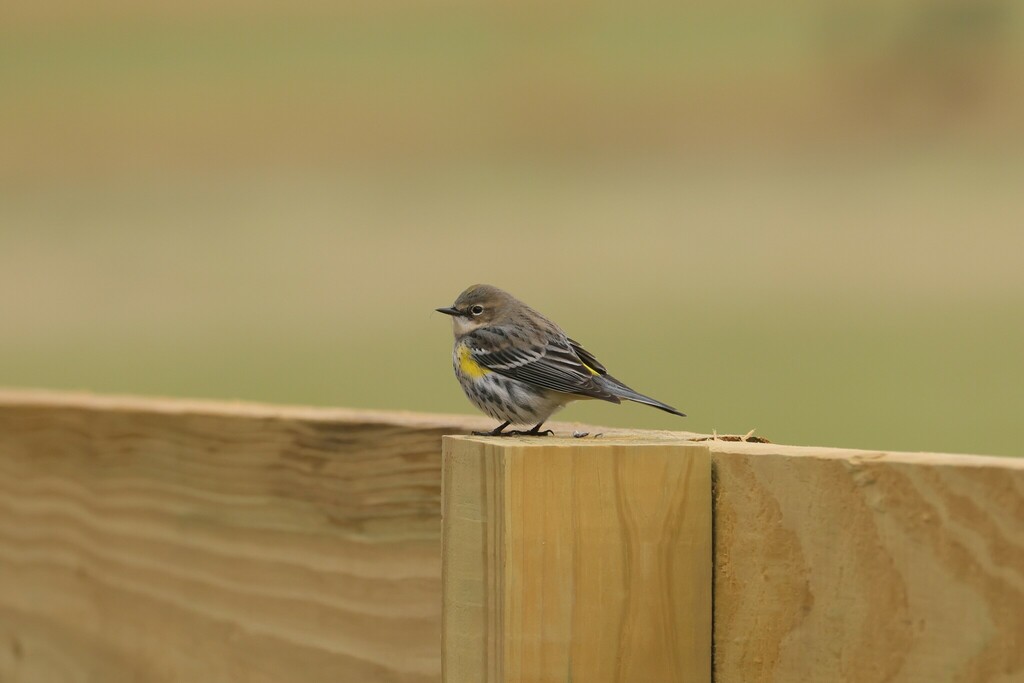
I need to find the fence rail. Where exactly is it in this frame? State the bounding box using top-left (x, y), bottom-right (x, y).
top-left (0, 389), bottom-right (1021, 683)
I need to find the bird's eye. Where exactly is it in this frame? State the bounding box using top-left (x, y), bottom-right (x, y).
top-left (470, 305), bottom-right (484, 316)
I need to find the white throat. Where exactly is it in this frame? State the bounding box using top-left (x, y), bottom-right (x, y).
top-left (451, 316), bottom-right (483, 338)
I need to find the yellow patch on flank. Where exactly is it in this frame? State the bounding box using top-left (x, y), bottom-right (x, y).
top-left (581, 361), bottom-right (600, 376)
top-left (458, 344), bottom-right (491, 379)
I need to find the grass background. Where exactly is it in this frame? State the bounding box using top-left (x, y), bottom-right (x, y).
top-left (2, 1), bottom-right (1022, 455)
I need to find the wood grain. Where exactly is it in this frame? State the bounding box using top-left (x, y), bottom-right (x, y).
top-left (442, 436), bottom-right (712, 683)
top-left (0, 390), bottom-right (485, 683)
top-left (712, 444), bottom-right (1024, 683)
top-left (4, 390), bottom-right (1023, 683)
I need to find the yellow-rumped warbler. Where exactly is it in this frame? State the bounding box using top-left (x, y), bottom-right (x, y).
top-left (436, 284), bottom-right (685, 436)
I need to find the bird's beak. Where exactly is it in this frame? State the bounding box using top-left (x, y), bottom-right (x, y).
top-left (435, 306), bottom-right (460, 316)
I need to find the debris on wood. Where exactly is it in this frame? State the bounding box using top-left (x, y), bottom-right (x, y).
top-left (690, 429), bottom-right (771, 444)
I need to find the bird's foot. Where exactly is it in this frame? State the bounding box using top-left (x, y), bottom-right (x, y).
top-left (507, 428), bottom-right (554, 437)
top-left (471, 421), bottom-right (513, 437)
top-left (471, 421), bottom-right (553, 437)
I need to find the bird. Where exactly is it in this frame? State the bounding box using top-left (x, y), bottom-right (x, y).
top-left (436, 284), bottom-right (685, 436)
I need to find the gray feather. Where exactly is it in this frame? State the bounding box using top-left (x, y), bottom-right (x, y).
top-left (596, 375), bottom-right (687, 417)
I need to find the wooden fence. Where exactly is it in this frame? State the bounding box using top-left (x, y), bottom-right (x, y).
top-left (0, 389), bottom-right (1021, 682)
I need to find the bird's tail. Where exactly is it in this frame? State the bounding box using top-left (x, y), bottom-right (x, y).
top-left (596, 375), bottom-right (686, 417)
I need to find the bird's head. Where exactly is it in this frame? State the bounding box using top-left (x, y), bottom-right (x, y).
top-left (436, 284), bottom-right (515, 337)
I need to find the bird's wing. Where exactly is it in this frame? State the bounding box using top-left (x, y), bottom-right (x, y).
top-left (465, 328), bottom-right (620, 403)
top-left (566, 337), bottom-right (607, 375)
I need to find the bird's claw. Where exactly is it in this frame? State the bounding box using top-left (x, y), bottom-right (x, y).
top-left (506, 428), bottom-right (554, 437)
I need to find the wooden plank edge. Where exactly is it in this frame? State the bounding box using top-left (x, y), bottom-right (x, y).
top-left (705, 441), bottom-right (1023, 469)
top-left (0, 388), bottom-right (595, 435)
top-left (2, 388), bottom-right (1016, 464)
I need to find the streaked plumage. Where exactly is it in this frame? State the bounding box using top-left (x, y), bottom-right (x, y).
top-left (437, 284), bottom-right (685, 436)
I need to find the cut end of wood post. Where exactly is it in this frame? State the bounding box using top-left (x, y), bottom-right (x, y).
top-left (441, 435), bottom-right (712, 683)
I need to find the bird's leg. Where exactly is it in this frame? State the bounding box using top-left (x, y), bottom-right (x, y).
top-left (527, 421), bottom-right (555, 436)
top-left (472, 420), bottom-right (512, 437)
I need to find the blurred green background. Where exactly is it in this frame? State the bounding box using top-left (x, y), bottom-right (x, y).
top-left (1, 1), bottom-right (1022, 455)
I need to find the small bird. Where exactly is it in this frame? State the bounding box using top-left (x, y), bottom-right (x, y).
top-left (436, 284), bottom-right (685, 436)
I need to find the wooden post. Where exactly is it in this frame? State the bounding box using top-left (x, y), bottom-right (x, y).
top-left (4, 391), bottom-right (1023, 683)
top-left (441, 436), bottom-right (712, 683)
